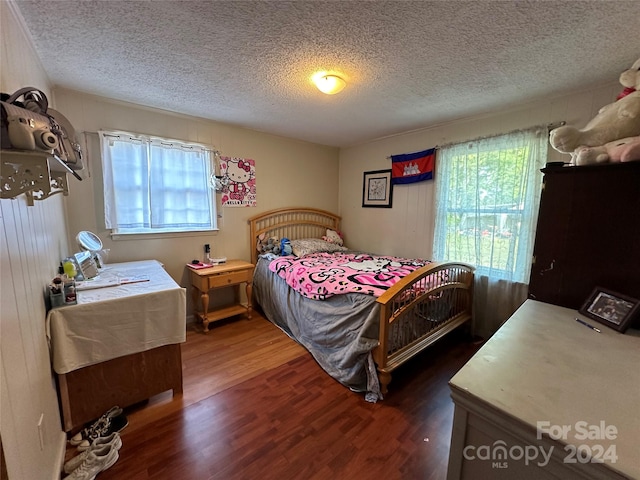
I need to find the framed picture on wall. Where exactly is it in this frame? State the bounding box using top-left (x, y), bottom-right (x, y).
top-left (362, 169), bottom-right (393, 208)
top-left (579, 287), bottom-right (640, 333)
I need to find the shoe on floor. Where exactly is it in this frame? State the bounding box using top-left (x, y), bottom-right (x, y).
top-left (76, 414), bottom-right (128, 451)
top-left (64, 443), bottom-right (119, 479)
top-left (69, 406), bottom-right (123, 446)
top-left (64, 432), bottom-right (122, 474)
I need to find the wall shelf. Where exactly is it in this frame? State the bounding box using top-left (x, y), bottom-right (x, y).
top-left (1, 150), bottom-right (81, 206)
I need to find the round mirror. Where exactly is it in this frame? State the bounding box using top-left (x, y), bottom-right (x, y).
top-left (76, 231), bottom-right (103, 252)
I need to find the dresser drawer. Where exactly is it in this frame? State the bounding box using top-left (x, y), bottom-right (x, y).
top-left (207, 269), bottom-right (252, 289)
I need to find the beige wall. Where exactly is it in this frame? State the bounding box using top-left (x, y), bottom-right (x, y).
top-left (53, 90), bottom-right (339, 308)
top-left (338, 83), bottom-right (620, 259)
top-left (1, 2), bottom-right (68, 479)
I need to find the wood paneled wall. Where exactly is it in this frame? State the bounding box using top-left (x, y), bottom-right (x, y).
top-left (1, 3), bottom-right (70, 478)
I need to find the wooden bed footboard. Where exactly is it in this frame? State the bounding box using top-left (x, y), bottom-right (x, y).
top-left (373, 262), bottom-right (474, 394)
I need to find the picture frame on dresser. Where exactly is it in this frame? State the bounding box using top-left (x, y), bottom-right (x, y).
top-left (579, 287), bottom-right (640, 333)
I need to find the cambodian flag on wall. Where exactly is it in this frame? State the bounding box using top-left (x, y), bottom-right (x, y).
top-left (391, 148), bottom-right (436, 184)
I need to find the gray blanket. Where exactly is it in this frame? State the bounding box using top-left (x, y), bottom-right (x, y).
top-left (253, 256), bottom-right (383, 401)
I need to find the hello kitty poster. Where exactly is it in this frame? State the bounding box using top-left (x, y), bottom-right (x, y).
top-left (219, 156), bottom-right (256, 207)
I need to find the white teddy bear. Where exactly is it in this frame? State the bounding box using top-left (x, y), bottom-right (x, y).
top-left (549, 57), bottom-right (640, 162)
top-left (322, 229), bottom-right (344, 246)
top-left (572, 135), bottom-right (640, 165)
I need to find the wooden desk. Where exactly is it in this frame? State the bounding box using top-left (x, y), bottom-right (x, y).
top-left (46, 260), bottom-right (186, 431)
top-left (57, 344), bottom-right (182, 433)
top-left (188, 260), bottom-right (254, 332)
top-left (447, 300), bottom-right (640, 480)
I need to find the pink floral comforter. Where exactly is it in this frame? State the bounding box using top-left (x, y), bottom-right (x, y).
top-left (269, 252), bottom-right (429, 300)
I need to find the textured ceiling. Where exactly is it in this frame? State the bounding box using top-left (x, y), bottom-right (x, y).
top-left (12, 0), bottom-right (640, 147)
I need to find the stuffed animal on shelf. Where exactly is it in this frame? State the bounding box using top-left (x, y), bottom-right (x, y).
top-left (617, 57), bottom-right (640, 100)
top-left (572, 136), bottom-right (640, 165)
top-left (549, 57), bottom-right (640, 160)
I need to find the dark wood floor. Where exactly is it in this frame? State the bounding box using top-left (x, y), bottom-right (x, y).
top-left (66, 313), bottom-right (481, 480)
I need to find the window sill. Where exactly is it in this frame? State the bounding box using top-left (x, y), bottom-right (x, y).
top-left (110, 229), bottom-right (218, 241)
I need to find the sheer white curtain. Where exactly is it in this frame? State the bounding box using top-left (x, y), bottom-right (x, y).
top-left (149, 141), bottom-right (213, 229)
top-left (100, 131), bottom-right (215, 233)
top-left (433, 128), bottom-right (548, 337)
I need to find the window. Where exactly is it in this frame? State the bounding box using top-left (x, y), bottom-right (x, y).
top-left (99, 131), bottom-right (216, 234)
top-left (433, 128), bottom-right (547, 283)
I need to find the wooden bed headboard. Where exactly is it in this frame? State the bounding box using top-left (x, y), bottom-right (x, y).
top-left (247, 207), bottom-right (341, 264)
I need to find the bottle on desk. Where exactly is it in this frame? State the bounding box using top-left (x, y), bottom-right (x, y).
top-left (49, 277), bottom-right (65, 308)
top-left (60, 258), bottom-right (79, 305)
top-left (63, 281), bottom-right (77, 305)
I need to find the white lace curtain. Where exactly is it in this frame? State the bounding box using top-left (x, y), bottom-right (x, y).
top-left (434, 128), bottom-right (548, 337)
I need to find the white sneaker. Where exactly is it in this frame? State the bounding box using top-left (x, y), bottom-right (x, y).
top-left (64, 443), bottom-right (119, 479)
top-left (64, 433), bottom-right (122, 474)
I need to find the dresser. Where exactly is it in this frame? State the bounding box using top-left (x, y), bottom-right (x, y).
top-left (528, 162), bottom-right (640, 310)
top-left (447, 300), bottom-right (639, 479)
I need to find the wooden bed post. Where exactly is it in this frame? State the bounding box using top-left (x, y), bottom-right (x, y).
top-left (374, 302), bottom-right (392, 394)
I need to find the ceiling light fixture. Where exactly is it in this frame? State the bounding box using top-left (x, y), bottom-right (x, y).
top-left (314, 74), bottom-right (346, 95)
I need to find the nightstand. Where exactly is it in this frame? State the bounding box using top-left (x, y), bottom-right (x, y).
top-left (187, 259), bottom-right (254, 333)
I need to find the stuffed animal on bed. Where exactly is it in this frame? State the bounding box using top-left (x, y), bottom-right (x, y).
top-left (549, 57), bottom-right (640, 161)
top-left (572, 135), bottom-right (640, 165)
top-left (257, 233), bottom-right (281, 255)
top-left (322, 229), bottom-right (344, 246)
top-left (280, 238), bottom-right (292, 256)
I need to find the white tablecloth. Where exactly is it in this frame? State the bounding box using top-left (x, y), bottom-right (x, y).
top-left (46, 260), bottom-right (186, 374)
